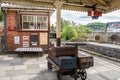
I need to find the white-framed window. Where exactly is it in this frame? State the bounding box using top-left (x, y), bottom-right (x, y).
top-left (22, 15), bottom-right (48, 30)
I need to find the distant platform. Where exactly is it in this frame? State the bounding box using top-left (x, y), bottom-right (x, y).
top-left (79, 42), bottom-right (120, 58)
top-left (86, 42), bottom-right (120, 49)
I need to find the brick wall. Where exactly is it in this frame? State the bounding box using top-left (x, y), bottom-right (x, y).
top-left (5, 10), bottom-right (49, 51)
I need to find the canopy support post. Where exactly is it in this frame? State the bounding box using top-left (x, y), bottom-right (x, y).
top-left (54, 1), bottom-right (64, 46)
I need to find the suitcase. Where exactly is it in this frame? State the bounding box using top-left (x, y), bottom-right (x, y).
top-left (55, 56), bottom-right (77, 69)
top-left (51, 46), bottom-right (76, 57)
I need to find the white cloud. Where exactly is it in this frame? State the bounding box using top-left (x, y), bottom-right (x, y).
top-left (50, 9), bottom-right (120, 25)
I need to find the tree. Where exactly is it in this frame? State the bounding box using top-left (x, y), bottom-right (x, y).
top-left (76, 25), bottom-right (91, 40)
top-left (0, 12), bottom-right (4, 22)
top-left (61, 26), bottom-right (78, 42)
top-left (50, 24), bottom-right (56, 31)
top-left (71, 21), bottom-right (76, 27)
top-left (86, 22), bottom-right (106, 31)
top-left (61, 18), bottom-right (71, 31)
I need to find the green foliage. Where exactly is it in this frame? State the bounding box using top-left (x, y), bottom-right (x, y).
top-left (71, 21), bottom-right (76, 27)
top-left (50, 24), bottom-right (56, 31)
top-left (61, 26), bottom-right (78, 42)
top-left (86, 22), bottom-right (107, 31)
top-left (61, 18), bottom-right (71, 31)
top-left (76, 25), bottom-right (91, 38)
top-left (70, 37), bottom-right (76, 42)
top-left (52, 18), bottom-right (106, 42)
top-left (0, 12), bottom-right (4, 22)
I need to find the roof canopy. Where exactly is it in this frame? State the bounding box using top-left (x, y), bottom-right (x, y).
top-left (0, 0), bottom-right (120, 13)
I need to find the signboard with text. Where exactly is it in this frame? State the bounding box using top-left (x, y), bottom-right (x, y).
top-left (14, 36), bottom-right (20, 44)
top-left (88, 10), bottom-right (102, 16)
top-left (23, 36), bottom-right (29, 47)
top-left (107, 22), bottom-right (120, 32)
top-left (40, 33), bottom-right (48, 45)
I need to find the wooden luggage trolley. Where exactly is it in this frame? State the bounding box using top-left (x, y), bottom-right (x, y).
top-left (47, 42), bottom-right (94, 80)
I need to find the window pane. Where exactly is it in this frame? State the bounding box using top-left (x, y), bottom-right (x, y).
top-left (23, 16), bottom-right (27, 21)
top-left (43, 23), bottom-right (46, 27)
top-left (43, 17), bottom-right (47, 21)
top-left (28, 16), bottom-right (31, 22)
top-left (22, 15), bottom-right (48, 30)
top-left (38, 16), bottom-right (42, 22)
top-left (23, 22), bottom-right (29, 29)
top-left (28, 16), bottom-right (34, 22)
top-left (37, 23), bottom-right (40, 29)
top-left (29, 22), bottom-right (35, 29)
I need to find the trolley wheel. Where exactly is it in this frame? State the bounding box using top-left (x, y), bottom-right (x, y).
top-left (57, 71), bottom-right (62, 80)
top-left (74, 77), bottom-right (78, 80)
top-left (78, 69), bottom-right (87, 80)
top-left (47, 61), bottom-right (52, 71)
top-left (38, 52), bottom-right (43, 57)
top-left (18, 53), bottom-right (24, 57)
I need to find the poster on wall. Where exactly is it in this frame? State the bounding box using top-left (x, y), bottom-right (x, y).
top-left (23, 36), bottom-right (29, 47)
top-left (14, 36), bottom-right (20, 44)
top-left (40, 33), bottom-right (48, 45)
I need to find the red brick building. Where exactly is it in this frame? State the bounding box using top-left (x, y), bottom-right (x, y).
top-left (2, 7), bottom-right (54, 52)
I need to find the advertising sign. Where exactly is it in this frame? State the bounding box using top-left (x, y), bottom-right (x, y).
top-left (14, 36), bottom-right (20, 44)
top-left (107, 22), bottom-right (120, 32)
top-left (40, 33), bottom-right (48, 45)
top-left (23, 36), bottom-right (29, 47)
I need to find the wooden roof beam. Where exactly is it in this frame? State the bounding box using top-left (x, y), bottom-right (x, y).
top-left (97, 0), bottom-right (108, 6)
top-left (63, 2), bottom-right (109, 11)
top-left (30, 0), bottom-right (54, 3)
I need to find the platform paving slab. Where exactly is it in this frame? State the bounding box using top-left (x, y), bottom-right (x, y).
top-left (88, 73), bottom-right (107, 80)
top-left (0, 50), bottom-right (120, 80)
top-left (6, 70), bottom-right (28, 76)
top-left (43, 71), bottom-right (57, 80)
top-left (99, 70), bottom-right (120, 80)
top-left (29, 73), bottom-right (47, 80)
top-left (27, 64), bottom-right (40, 69)
top-left (0, 70), bottom-right (7, 77)
top-left (0, 77), bottom-right (11, 80)
top-left (12, 75), bottom-right (29, 80)
top-left (14, 65), bottom-right (27, 70)
top-left (0, 66), bottom-right (13, 71)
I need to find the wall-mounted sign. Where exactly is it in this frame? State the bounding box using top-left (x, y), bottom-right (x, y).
top-left (107, 22), bottom-right (120, 32)
top-left (23, 36), bottom-right (29, 47)
top-left (8, 26), bottom-right (16, 31)
top-left (14, 36), bottom-right (20, 44)
top-left (40, 33), bottom-right (48, 45)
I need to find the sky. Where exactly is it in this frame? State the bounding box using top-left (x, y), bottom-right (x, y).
top-left (50, 9), bottom-right (120, 25)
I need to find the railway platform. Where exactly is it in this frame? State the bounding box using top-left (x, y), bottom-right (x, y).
top-left (79, 42), bottom-right (120, 59)
top-left (0, 50), bottom-right (120, 80)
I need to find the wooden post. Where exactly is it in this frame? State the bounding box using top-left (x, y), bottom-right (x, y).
top-left (54, 1), bottom-right (64, 46)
